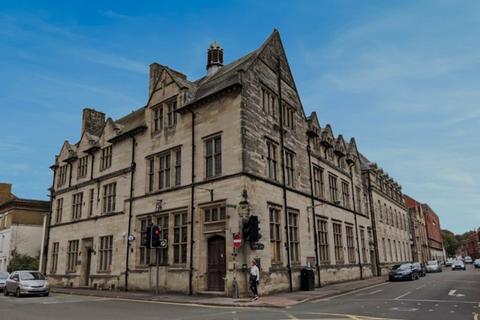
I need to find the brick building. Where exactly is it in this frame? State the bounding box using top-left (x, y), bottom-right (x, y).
top-left (404, 195), bottom-right (429, 263)
top-left (465, 230), bottom-right (480, 259)
top-left (422, 204), bottom-right (445, 262)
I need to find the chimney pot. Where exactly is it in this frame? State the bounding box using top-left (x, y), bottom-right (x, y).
top-left (206, 41), bottom-right (223, 76)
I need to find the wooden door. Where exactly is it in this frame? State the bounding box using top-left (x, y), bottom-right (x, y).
top-left (84, 248), bottom-right (92, 286)
top-left (207, 236), bottom-right (226, 291)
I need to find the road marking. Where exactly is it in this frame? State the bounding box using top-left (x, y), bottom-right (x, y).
top-left (312, 282), bottom-right (389, 302)
top-left (389, 307), bottom-right (418, 312)
top-left (299, 311), bottom-right (402, 320)
top-left (448, 289), bottom-right (465, 297)
top-left (42, 297), bottom-right (113, 304)
top-left (415, 285), bottom-right (426, 290)
top-left (356, 289), bottom-right (383, 296)
top-left (394, 291), bottom-right (411, 300)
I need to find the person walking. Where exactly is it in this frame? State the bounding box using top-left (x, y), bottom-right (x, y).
top-left (250, 260), bottom-right (259, 300)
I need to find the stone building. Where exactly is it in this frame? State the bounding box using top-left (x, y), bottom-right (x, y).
top-left (404, 195), bottom-right (430, 263)
top-left (0, 183), bottom-right (49, 272)
top-left (44, 31), bottom-right (379, 295)
top-left (360, 157), bottom-right (411, 275)
top-left (422, 204), bottom-right (445, 262)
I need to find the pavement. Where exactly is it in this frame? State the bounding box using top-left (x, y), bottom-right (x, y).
top-left (0, 265), bottom-right (478, 319)
top-left (50, 275), bottom-right (388, 308)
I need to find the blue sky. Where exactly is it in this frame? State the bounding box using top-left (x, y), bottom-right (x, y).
top-left (0, 1), bottom-right (478, 234)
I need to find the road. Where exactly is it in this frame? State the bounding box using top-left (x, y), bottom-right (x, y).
top-left (0, 265), bottom-right (478, 320)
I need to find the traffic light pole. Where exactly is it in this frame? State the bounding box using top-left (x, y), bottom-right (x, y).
top-left (156, 248), bottom-right (160, 295)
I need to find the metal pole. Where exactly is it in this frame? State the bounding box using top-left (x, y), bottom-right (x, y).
top-left (232, 247), bottom-right (238, 299)
top-left (156, 248), bottom-right (160, 295)
top-left (125, 136), bottom-right (136, 291)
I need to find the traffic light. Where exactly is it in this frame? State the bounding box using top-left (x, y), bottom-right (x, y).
top-left (249, 215), bottom-right (262, 243)
top-left (150, 225), bottom-right (162, 248)
top-left (243, 215), bottom-right (262, 243)
top-left (145, 225), bottom-right (152, 248)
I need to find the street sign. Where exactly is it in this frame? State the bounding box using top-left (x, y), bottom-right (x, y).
top-left (233, 233), bottom-right (242, 249)
top-left (159, 239), bottom-right (168, 248)
top-left (250, 243), bottom-right (265, 250)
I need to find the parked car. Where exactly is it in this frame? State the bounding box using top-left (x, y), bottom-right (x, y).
top-left (446, 258), bottom-right (454, 266)
top-left (451, 260), bottom-right (466, 271)
top-left (412, 262), bottom-right (427, 277)
top-left (426, 260), bottom-right (442, 273)
top-left (4, 271), bottom-right (49, 297)
top-left (464, 256), bottom-right (473, 264)
top-left (474, 259), bottom-right (480, 268)
top-left (0, 272), bottom-right (9, 292)
top-left (389, 263), bottom-right (420, 281)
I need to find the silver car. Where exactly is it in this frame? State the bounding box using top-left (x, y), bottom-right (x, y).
top-left (4, 271), bottom-right (49, 297)
top-left (426, 260), bottom-right (442, 273)
top-left (0, 271), bottom-right (9, 291)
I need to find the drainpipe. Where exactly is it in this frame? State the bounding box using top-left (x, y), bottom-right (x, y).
top-left (188, 109), bottom-right (196, 296)
top-left (90, 153), bottom-right (95, 180)
top-left (349, 165), bottom-right (363, 280)
top-left (306, 137), bottom-right (321, 287)
top-left (277, 58), bottom-right (292, 292)
top-left (125, 136), bottom-right (136, 291)
top-left (68, 162), bottom-right (73, 187)
top-left (366, 171), bottom-right (381, 276)
top-left (42, 167), bottom-right (57, 274)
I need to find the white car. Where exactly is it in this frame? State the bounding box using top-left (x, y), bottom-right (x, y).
top-left (474, 259), bottom-right (480, 268)
top-left (464, 256), bottom-right (473, 264)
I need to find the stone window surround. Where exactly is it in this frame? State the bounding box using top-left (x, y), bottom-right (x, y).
top-left (145, 145), bottom-right (183, 194)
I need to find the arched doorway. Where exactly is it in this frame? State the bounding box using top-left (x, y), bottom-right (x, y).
top-left (207, 235), bottom-right (226, 291)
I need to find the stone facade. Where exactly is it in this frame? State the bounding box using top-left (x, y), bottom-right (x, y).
top-left (404, 195), bottom-right (430, 263)
top-left (44, 30), bottom-right (430, 296)
top-left (360, 159), bottom-right (411, 274)
top-left (0, 183), bottom-right (49, 272)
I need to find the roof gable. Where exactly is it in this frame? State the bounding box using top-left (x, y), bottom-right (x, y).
top-left (253, 30), bottom-right (306, 119)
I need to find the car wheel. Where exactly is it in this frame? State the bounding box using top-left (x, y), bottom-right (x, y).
top-left (44, 292), bottom-right (49, 297)
top-left (3, 289), bottom-right (8, 296)
top-left (15, 288), bottom-right (21, 298)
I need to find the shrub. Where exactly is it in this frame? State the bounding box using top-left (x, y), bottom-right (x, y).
top-left (7, 254), bottom-right (39, 273)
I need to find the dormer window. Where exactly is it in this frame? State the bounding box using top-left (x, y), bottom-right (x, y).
top-left (153, 105), bottom-right (163, 132)
top-left (100, 146), bottom-right (112, 170)
top-left (57, 165), bottom-right (68, 187)
top-left (77, 156), bottom-right (88, 179)
top-left (166, 99), bottom-right (177, 127)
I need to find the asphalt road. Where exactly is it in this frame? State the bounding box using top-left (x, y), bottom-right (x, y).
top-left (0, 265), bottom-right (478, 320)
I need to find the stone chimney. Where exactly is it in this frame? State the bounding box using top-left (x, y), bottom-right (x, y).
top-left (82, 108), bottom-right (105, 136)
top-left (0, 183), bottom-right (13, 205)
top-left (149, 62), bottom-right (162, 96)
top-left (206, 41), bottom-right (223, 76)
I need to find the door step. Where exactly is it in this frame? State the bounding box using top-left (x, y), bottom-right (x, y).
top-left (197, 290), bottom-right (225, 297)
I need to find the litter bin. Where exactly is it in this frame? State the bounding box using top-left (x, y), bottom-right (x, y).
top-left (300, 268), bottom-right (315, 291)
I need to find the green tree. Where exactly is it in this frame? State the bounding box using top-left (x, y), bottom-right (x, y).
top-left (7, 253), bottom-right (39, 273)
top-left (441, 229), bottom-right (460, 256)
